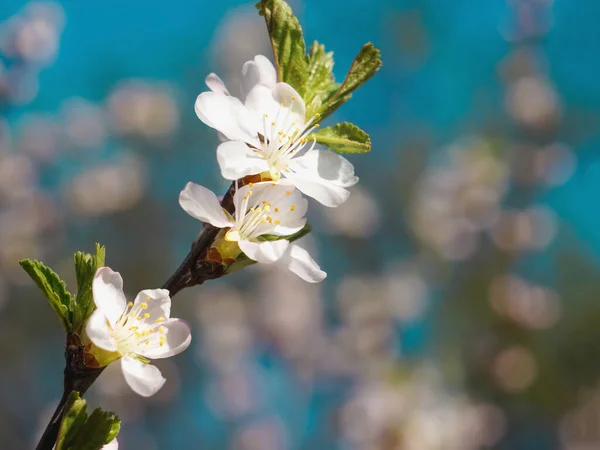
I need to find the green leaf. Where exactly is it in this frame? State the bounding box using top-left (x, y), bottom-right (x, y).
top-left (312, 122), bottom-right (371, 154)
top-left (304, 42), bottom-right (339, 118)
top-left (56, 391), bottom-right (121, 450)
top-left (256, 0), bottom-right (309, 93)
top-left (55, 392), bottom-right (88, 450)
top-left (19, 259), bottom-right (74, 332)
top-left (73, 243), bottom-right (106, 333)
top-left (318, 43), bottom-right (382, 119)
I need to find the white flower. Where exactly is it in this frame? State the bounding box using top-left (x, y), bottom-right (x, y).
top-left (103, 439), bottom-right (118, 450)
top-left (179, 181), bottom-right (326, 283)
top-left (195, 55), bottom-right (358, 207)
top-left (86, 267), bottom-right (192, 397)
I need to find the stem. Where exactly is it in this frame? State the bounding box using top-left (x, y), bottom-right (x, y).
top-left (36, 343), bottom-right (105, 450)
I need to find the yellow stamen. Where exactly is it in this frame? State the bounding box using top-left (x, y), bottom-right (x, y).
top-left (290, 204), bottom-right (296, 211)
top-left (156, 316), bottom-right (165, 323)
top-left (274, 208), bottom-right (279, 213)
top-left (140, 302), bottom-right (148, 310)
top-left (286, 191), bottom-right (291, 196)
top-left (143, 313), bottom-right (150, 319)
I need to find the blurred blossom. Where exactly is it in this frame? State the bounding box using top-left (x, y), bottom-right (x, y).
top-left (64, 153), bottom-right (147, 217)
top-left (340, 367), bottom-right (505, 449)
top-left (489, 274), bottom-right (561, 329)
top-left (534, 143), bottom-right (576, 187)
top-left (506, 75), bottom-right (560, 129)
top-left (230, 417), bottom-right (288, 450)
top-left (559, 385), bottom-right (600, 449)
top-left (503, 0), bottom-right (554, 41)
top-left (195, 286), bottom-right (252, 373)
top-left (0, 2), bottom-right (64, 65)
top-left (254, 238), bottom-right (325, 365)
top-left (411, 137), bottom-right (508, 261)
top-left (5, 66), bottom-right (39, 105)
top-left (492, 346), bottom-right (538, 392)
top-left (490, 205), bottom-right (558, 252)
top-left (320, 186), bottom-right (381, 238)
top-left (0, 119), bottom-right (10, 154)
top-left (337, 275), bottom-right (396, 368)
top-left (61, 97), bottom-right (107, 150)
top-left (0, 153), bottom-right (36, 202)
top-left (211, 6), bottom-right (271, 96)
top-left (16, 113), bottom-right (60, 162)
top-left (384, 263), bottom-right (428, 322)
top-left (207, 370), bottom-right (259, 419)
top-left (107, 81), bottom-right (179, 140)
top-left (93, 363), bottom-right (145, 423)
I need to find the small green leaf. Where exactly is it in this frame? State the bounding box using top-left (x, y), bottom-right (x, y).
top-left (304, 42), bottom-right (339, 118)
top-left (336, 43), bottom-right (382, 99)
top-left (55, 392), bottom-right (88, 450)
top-left (256, 0), bottom-right (309, 93)
top-left (56, 391), bottom-right (121, 450)
top-left (73, 243), bottom-right (106, 333)
top-left (19, 259), bottom-right (73, 332)
top-left (318, 43), bottom-right (382, 119)
top-left (312, 122), bottom-right (372, 154)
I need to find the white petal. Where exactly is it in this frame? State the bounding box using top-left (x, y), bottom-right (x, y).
top-left (194, 92), bottom-right (260, 144)
top-left (133, 289), bottom-right (171, 321)
top-left (269, 188), bottom-right (309, 235)
top-left (92, 267), bottom-right (127, 327)
top-left (121, 356), bottom-right (166, 397)
top-left (205, 73), bottom-right (230, 95)
top-left (85, 309), bottom-right (117, 352)
top-left (292, 150), bottom-right (359, 187)
top-left (244, 83), bottom-right (306, 131)
top-left (283, 244), bottom-right (327, 283)
top-left (285, 171), bottom-right (350, 207)
top-left (102, 439), bottom-right (118, 450)
top-left (217, 141), bottom-right (269, 180)
top-left (139, 319), bottom-right (192, 359)
top-left (239, 239), bottom-right (289, 264)
top-left (241, 55), bottom-right (277, 98)
top-left (179, 182), bottom-right (232, 228)
top-left (272, 83), bottom-right (306, 126)
top-left (244, 84), bottom-right (281, 118)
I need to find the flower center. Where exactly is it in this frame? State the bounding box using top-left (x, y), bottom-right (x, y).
top-left (226, 184), bottom-right (286, 241)
top-left (257, 101), bottom-right (320, 179)
top-left (111, 299), bottom-right (167, 355)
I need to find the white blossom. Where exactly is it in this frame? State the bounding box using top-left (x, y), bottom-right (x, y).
top-left (195, 55), bottom-right (358, 207)
top-left (86, 267), bottom-right (192, 397)
top-left (179, 181), bottom-right (326, 282)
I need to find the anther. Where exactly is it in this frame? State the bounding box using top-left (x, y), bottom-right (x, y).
top-left (292, 96), bottom-right (296, 100)
top-left (156, 317), bottom-right (165, 323)
top-left (286, 191), bottom-right (291, 196)
top-left (290, 204), bottom-right (296, 211)
top-left (143, 313), bottom-right (150, 319)
top-left (274, 208), bottom-right (279, 213)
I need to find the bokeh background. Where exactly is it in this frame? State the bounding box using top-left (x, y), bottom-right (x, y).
top-left (1, 0), bottom-right (600, 449)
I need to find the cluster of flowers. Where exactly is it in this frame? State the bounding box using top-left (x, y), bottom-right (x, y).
top-left (85, 56), bottom-right (359, 397)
